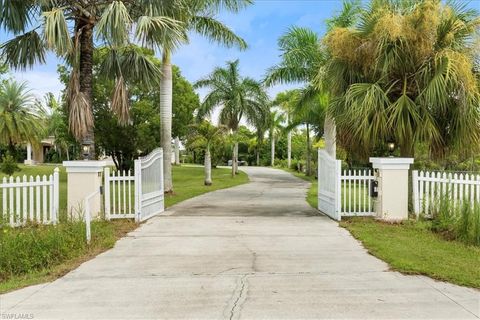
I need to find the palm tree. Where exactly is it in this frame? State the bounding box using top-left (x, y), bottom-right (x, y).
top-left (0, 81), bottom-right (45, 150)
top-left (195, 60), bottom-right (269, 177)
top-left (0, 1), bottom-right (180, 159)
top-left (273, 90), bottom-right (298, 168)
top-left (268, 110), bottom-right (285, 167)
top-left (142, 0), bottom-right (250, 192)
top-left (264, 1), bottom-right (362, 159)
top-left (323, 0), bottom-right (480, 159)
top-left (188, 121), bottom-right (226, 185)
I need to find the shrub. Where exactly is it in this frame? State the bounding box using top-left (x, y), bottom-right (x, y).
top-left (430, 197), bottom-right (480, 246)
top-left (0, 154), bottom-right (20, 176)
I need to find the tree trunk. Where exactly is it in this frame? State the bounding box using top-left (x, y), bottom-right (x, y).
top-left (324, 114), bottom-right (336, 159)
top-left (234, 142), bottom-right (239, 174)
top-left (204, 146), bottom-right (212, 186)
top-left (78, 20), bottom-right (95, 160)
top-left (287, 114), bottom-right (291, 169)
top-left (231, 143), bottom-right (235, 177)
top-left (306, 123), bottom-right (312, 176)
top-left (271, 133), bottom-right (275, 167)
top-left (256, 147), bottom-right (260, 166)
top-left (174, 136), bottom-right (180, 165)
top-left (160, 50), bottom-right (173, 192)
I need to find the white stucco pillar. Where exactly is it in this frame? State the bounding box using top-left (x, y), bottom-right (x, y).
top-left (370, 157), bottom-right (414, 221)
top-left (24, 143), bottom-right (35, 165)
top-left (63, 161), bottom-right (106, 220)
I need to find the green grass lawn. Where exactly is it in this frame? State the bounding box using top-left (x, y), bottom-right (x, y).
top-left (0, 164), bottom-right (248, 293)
top-left (341, 217), bottom-right (480, 288)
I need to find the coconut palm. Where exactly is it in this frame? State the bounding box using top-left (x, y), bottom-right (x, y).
top-left (0, 1), bottom-right (181, 158)
top-left (141, 0), bottom-right (250, 192)
top-left (0, 81), bottom-right (45, 150)
top-left (194, 60), bottom-right (269, 177)
top-left (268, 110), bottom-right (285, 167)
top-left (323, 0), bottom-right (480, 159)
top-left (188, 121), bottom-right (226, 185)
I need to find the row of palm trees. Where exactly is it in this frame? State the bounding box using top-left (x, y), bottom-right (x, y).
top-left (0, 0), bottom-right (252, 193)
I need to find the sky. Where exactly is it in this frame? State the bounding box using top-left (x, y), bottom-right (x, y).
top-left (0, 0), bottom-right (347, 101)
top-left (2, 0), bottom-right (479, 102)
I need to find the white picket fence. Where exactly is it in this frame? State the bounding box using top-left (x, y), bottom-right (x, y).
top-left (340, 169), bottom-right (375, 217)
top-left (0, 168), bottom-right (59, 227)
top-left (104, 168), bottom-right (135, 219)
top-left (412, 170), bottom-right (480, 217)
top-left (318, 150), bottom-right (375, 220)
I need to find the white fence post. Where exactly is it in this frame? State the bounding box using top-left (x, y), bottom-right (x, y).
top-left (412, 170), bottom-right (419, 219)
top-left (52, 168), bottom-right (59, 224)
top-left (335, 160), bottom-right (342, 219)
top-left (134, 159), bottom-right (141, 223)
top-left (104, 167), bottom-right (111, 220)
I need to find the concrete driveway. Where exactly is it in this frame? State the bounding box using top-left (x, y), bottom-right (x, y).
top-left (1, 167), bottom-right (478, 319)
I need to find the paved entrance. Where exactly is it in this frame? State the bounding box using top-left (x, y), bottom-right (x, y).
top-left (1, 167), bottom-right (478, 319)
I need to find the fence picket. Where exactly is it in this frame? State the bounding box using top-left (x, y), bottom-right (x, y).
top-left (29, 176), bottom-right (34, 221)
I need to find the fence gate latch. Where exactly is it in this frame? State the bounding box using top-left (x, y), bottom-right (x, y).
top-left (370, 180), bottom-right (378, 198)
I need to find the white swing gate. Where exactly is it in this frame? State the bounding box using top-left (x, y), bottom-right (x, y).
top-left (318, 149), bottom-right (341, 220)
top-left (105, 148), bottom-right (164, 222)
top-left (318, 149), bottom-right (375, 221)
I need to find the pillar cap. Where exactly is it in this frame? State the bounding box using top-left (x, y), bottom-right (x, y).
top-left (369, 157), bottom-right (414, 170)
top-left (63, 160), bottom-right (106, 173)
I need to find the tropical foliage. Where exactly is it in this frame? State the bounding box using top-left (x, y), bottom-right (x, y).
top-left (323, 0), bottom-right (480, 159)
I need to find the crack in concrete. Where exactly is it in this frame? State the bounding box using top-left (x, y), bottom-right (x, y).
top-left (228, 274), bottom-right (249, 320)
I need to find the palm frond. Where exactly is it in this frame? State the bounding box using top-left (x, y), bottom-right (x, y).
top-left (1, 30), bottom-right (46, 70)
top-left (190, 15), bottom-right (247, 49)
top-left (96, 1), bottom-right (132, 48)
top-left (111, 76), bottom-right (130, 125)
top-left (43, 8), bottom-right (72, 55)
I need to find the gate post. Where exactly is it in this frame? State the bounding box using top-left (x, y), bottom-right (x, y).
top-left (63, 161), bottom-right (106, 220)
top-left (369, 158), bottom-right (414, 221)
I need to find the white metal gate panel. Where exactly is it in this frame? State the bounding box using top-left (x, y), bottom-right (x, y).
top-left (135, 148), bottom-right (164, 222)
top-left (318, 149), bottom-right (341, 220)
top-left (340, 169), bottom-right (375, 216)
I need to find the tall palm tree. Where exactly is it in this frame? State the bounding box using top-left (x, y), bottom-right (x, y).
top-left (268, 110), bottom-right (285, 167)
top-left (0, 81), bottom-right (45, 150)
top-left (263, 27), bottom-right (337, 157)
top-left (264, 1), bottom-right (362, 159)
top-left (194, 60), bottom-right (268, 177)
top-left (273, 90), bottom-right (298, 168)
top-left (188, 121), bottom-right (226, 185)
top-left (0, 1), bottom-right (180, 159)
top-left (143, 0), bottom-right (250, 192)
top-left (323, 0), bottom-right (480, 159)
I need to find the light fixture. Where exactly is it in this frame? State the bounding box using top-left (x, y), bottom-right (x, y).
top-left (82, 139), bottom-right (93, 160)
top-left (387, 140), bottom-right (396, 157)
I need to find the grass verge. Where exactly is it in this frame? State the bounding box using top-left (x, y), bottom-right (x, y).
top-left (166, 165), bottom-right (249, 207)
top-left (0, 165), bottom-right (248, 293)
top-left (341, 217), bottom-right (480, 288)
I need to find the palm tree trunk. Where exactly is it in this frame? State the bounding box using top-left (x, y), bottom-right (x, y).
top-left (234, 142), bottom-right (239, 174)
top-left (324, 114), bottom-right (336, 159)
top-left (204, 146), bottom-right (212, 186)
top-left (256, 147), bottom-right (260, 166)
top-left (174, 136), bottom-right (180, 165)
top-left (78, 20), bottom-right (95, 160)
top-left (271, 133), bottom-right (275, 167)
top-left (160, 50), bottom-right (173, 192)
top-left (306, 123), bottom-right (312, 176)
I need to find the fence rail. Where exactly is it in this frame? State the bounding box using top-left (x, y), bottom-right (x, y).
top-left (412, 170), bottom-right (480, 217)
top-left (0, 168), bottom-right (59, 227)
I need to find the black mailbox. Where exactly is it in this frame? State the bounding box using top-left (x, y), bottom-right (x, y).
top-left (370, 180), bottom-right (378, 198)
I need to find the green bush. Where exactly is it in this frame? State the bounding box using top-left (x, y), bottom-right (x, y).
top-left (0, 221), bottom-right (122, 282)
top-left (0, 154), bottom-right (20, 176)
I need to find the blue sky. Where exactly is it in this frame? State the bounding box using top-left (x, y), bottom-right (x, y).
top-left (2, 0), bottom-right (346, 100)
top-left (3, 0), bottom-right (479, 101)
